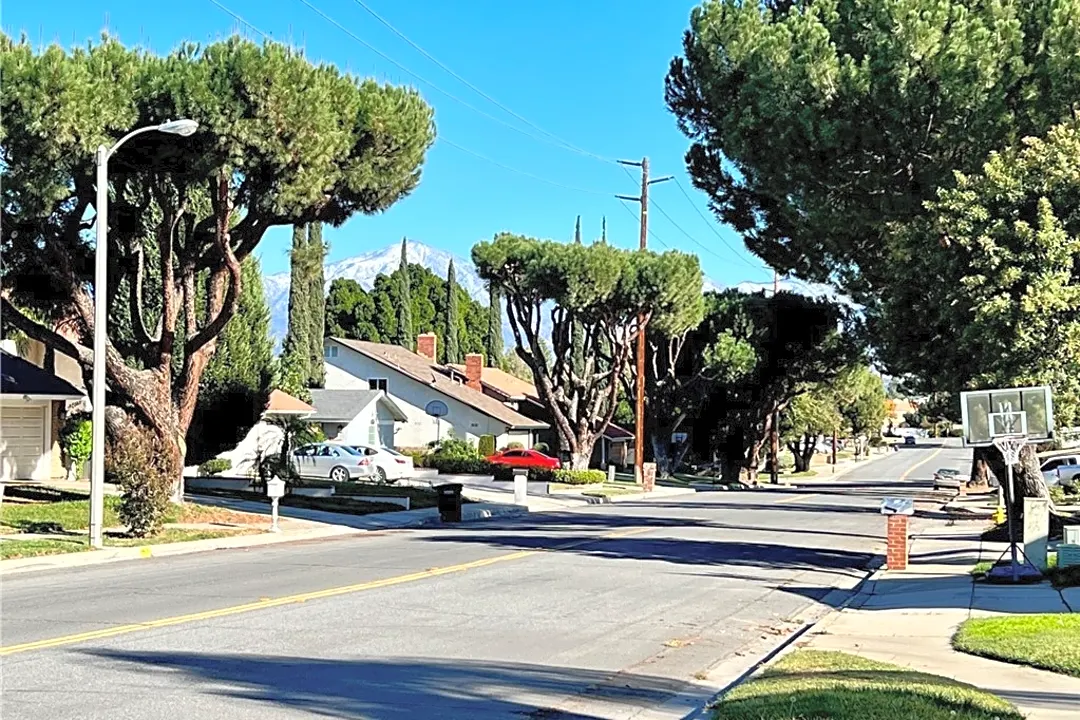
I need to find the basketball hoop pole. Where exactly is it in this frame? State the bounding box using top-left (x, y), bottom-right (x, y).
top-left (1005, 455), bottom-right (1019, 583)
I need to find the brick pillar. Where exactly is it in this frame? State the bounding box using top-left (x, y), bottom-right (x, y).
top-left (465, 353), bottom-right (484, 391)
top-left (886, 514), bottom-right (909, 570)
top-left (416, 333), bottom-right (437, 363)
top-left (642, 462), bottom-right (656, 493)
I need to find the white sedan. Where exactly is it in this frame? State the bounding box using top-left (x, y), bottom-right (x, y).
top-left (292, 443), bottom-right (377, 482)
top-left (347, 445), bottom-right (415, 482)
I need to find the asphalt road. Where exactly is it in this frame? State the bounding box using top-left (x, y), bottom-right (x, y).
top-left (0, 442), bottom-right (964, 720)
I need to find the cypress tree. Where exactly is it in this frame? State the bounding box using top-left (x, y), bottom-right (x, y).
top-left (487, 284), bottom-right (503, 368)
top-left (396, 237), bottom-right (414, 350)
top-left (444, 259), bottom-right (462, 364)
top-left (282, 223), bottom-right (312, 383)
top-left (570, 216), bottom-right (586, 379)
top-left (600, 216), bottom-right (607, 244)
top-left (307, 221), bottom-right (326, 387)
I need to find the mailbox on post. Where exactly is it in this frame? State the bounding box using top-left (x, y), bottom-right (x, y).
top-left (880, 496), bottom-right (914, 570)
top-left (266, 476), bottom-right (286, 533)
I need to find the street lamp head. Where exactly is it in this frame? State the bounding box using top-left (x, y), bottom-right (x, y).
top-left (158, 119), bottom-right (199, 137)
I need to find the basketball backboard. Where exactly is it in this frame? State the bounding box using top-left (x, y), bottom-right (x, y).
top-left (960, 386), bottom-right (1054, 447)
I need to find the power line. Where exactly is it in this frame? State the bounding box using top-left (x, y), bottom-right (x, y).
top-left (347, 0), bottom-right (615, 165)
top-left (618, 199), bottom-right (669, 249)
top-left (673, 178), bottom-right (768, 268)
top-left (292, 0), bottom-right (618, 162)
top-left (206, 0), bottom-right (610, 195)
top-left (439, 138), bottom-right (610, 196)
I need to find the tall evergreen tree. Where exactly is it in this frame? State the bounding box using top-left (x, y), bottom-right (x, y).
top-left (487, 284), bottom-right (503, 368)
top-left (396, 237), bottom-right (414, 350)
top-left (191, 255), bottom-right (275, 461)
top-left (570, 216), bottom-right (586, 379)
top-left (600, 216), bottom-right (607, 244)
top-left (444, 259), bottom-right (462, 364)
top-left (307, 222), bottom-right (326, 387)
top-left (282, 223), bottom-right (312, 382)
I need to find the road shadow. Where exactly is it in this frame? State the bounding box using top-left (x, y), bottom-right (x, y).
top-left (421, 531), bottom-right (874, 574)
top-left (82, 651), bottom-right (692, 719)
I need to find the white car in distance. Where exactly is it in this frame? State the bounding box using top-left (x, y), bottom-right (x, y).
top-left (292, 443), bottom-right (376, 482)
top-left (347, 445), bottom-right (415, 483)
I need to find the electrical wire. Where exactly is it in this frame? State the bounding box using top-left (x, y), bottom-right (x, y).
top-left (294, 0), bottom-right (618, 162)
top-left (618, 199), bottom-right (670, 249)
top-left (206, 0), bottom-right (610, 196)
top-left (673, 178), bottom-right (769, 269)
top-left (347, 0), bottom-right (616, 165)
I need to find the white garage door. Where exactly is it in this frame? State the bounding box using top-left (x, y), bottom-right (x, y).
top-left (1, 404), bottom-right (47, 482)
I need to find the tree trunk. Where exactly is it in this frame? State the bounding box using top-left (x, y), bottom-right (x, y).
top-left (746, 439), bottom-right (763, 485)
top-left (650, 432), bottom-right (672, 477)
top-left (974, 444), bottom-right (1054, 540)
top-left (568, 451), bottom-right (591, 471)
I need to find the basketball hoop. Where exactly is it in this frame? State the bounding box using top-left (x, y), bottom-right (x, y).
top-left (991, 434), bottom-right (1027, 466)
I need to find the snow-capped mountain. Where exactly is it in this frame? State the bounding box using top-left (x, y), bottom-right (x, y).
top-left (731, 278), bottom-right (856, 307)
top-left (264, 241), bottom-right (490, 343)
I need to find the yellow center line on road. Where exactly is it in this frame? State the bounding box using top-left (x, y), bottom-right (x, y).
top-left (773, 493), bottom-right (820, 504)
top-left (899, 447), bottom-right (946, 482)
top-left (0, 526), bottom-right (656, 657)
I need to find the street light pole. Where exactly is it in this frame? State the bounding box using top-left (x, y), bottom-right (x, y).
top-left (89, 119), bottom-right (198, 549)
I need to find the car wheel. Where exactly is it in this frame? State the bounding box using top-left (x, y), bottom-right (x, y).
top-left (330, 466), bottom-right (350, 482)
top-left (376, 466), bottom-right (388, 483)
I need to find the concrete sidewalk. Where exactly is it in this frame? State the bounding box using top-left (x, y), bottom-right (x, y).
top-left (803, 518), bottom-right (1080, 719)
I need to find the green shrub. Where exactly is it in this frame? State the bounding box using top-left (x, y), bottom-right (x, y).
top-left (505, 441), bottom-right (524, 450)
top-left (869, 435), bottom-right (885, 448)
top-left (432, 435), bottom-right (478, 460)
top-left (491, 464), bottom-right (516, 482)
top-left (198, 458), bottom-right (232, 476)
top-left (478, 434), bottom-right (496, 457)
top-left (432, 457), bottom-right (493, 475)
top-left (533, 442), bottom-right (549, 453)
top-left (107, 427), bottom-right (177, 537)
top-left (399, 447), bottom-right (433, 468)
top-left (59, 413), bottom-right (92, 480)
top-left (549, 468), bottom-right (605, 485)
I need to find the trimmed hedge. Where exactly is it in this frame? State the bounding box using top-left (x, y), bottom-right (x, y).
top-left (490, 466), bottom-right (605, 484)
top-left (198, 458), bottom-right (233, 476)
top-left (432, 457), bottom-right (493, 475)
top-left (478, 434), bottom-right (496, 457)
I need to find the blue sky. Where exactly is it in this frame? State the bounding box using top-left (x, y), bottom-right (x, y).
top-left (5, 0), bottom-right (775, 284)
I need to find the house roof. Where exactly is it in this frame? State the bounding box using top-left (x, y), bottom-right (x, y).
top-left (309, 389), bottom-right (407, 423)
top-left (264, 389), bottom-right (316, 416)
top-left (446, 361), bottom-right (632, 443)
top-left (447, 363), bottom-right (539, 400)
top-left (330, 338), bottom-right (548, 430)
top-left (0, 350), bottom-right (84, 399)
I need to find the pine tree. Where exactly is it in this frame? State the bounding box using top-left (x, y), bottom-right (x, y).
top-left (396, 237), bottom-right (414, 350)
top-left (570, 216), bottom-right (586, 379)
top-left (486, 284), bottom-right (503, 368)
top-left (600, 216), bottom-right (607, 244)
top-left (307, 221), bottom-right (326, 387)
top-left (282, 223), bottom-right (312, 383)
top-left (444, 259), bottom-right (462, 364)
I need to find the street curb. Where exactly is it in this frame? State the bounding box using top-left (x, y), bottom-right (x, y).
top-left (0, 503), bottom-right (530, 576)
top-left (671, 554), bottom-right (886, 719)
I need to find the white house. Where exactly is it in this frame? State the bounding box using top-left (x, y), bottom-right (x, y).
top-left (309, 389), bottom-right (408, 446)
top-left (1, 347), bottom-right (86, 482)
top-left (323, 337), bottom-right (547, 449)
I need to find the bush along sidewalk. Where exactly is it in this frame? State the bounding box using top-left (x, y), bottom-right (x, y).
top-left (952, 614), bottom-right (1080, 678)
top-left (491, 466), bottom-right (605, 484)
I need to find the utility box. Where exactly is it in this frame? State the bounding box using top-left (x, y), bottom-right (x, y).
top-left (1064, 526), bottom-right (1080, 545)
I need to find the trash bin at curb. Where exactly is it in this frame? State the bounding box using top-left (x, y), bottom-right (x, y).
top-left (436, 483), bottom-right (463, 523)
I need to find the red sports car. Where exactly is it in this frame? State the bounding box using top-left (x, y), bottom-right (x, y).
top-left (485, 448), bottom-right (560, 469)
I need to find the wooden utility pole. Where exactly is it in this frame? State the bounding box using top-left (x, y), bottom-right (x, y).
top-left (770, 269), bottom-right (781, 484)
top-left (617, 158), bottom-right (672, 485)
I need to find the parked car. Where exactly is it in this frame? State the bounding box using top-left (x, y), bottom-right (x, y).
top-left (903, 435), bottom-right (917, 446)
top-left (345, 445), bottom-right (415, 482)
top-left (1040, 454), bottom-right (1080, 486)
top-left (485, 448), bottom-right (560, 470)
top-left (291, 443), bottom-right (376, 482)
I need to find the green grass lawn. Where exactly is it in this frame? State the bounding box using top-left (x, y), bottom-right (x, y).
top-left (953, 615), bottom-right (1080, 677)
top-left (712, 650), bottom-right (1021, 720)
top-left (0, 528), bottom-right (251, 560)
top-left (0, 487), bottom-right (122, 533)
top-left (580, 484), bottom-right (642, 497)
top-left (188, 487), bottom-right (421, 515)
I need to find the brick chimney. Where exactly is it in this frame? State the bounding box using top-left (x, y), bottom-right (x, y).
top-left (465, 353), bottom-right (484, 392)
top-left (417, 332), bottom-right (438, 363)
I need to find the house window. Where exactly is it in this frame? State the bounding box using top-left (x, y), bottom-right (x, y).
top-left (324, 345), bottom-right (338, 358)
top-left (369, 378), bottom-right (388, 392)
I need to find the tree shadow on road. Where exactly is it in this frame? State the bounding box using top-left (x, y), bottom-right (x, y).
top-left (81, 651), bottom-right (692, 720)
top-left (420, 531), bottom-right (875, 575)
